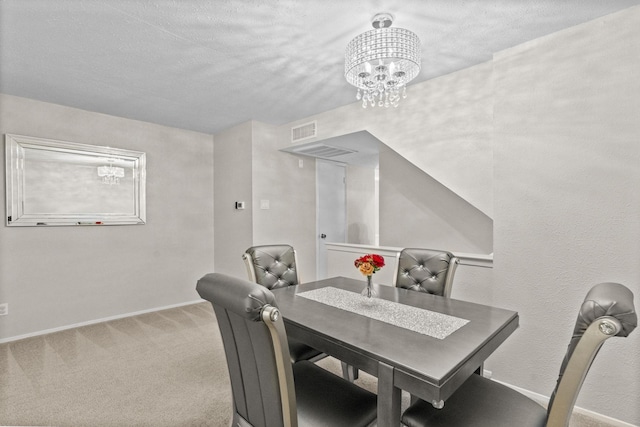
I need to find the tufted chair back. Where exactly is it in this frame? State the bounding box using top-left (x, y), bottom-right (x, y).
top-left (243, 245), bottom-right (300, 289)
top-left (242, 244), bottom-right (325, 364)
top-left (393, 248), bottom-right (459, 297)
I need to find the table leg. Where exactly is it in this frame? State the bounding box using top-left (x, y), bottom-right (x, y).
top-left (341, 361), bottom-right (359, 382)
top-left (377, 361), bottom-right (402, 427)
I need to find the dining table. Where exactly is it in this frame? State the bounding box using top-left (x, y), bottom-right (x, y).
top-left (270, 276), bottom-right (519, 427)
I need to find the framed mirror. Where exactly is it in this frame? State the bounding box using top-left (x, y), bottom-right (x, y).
top-left (5, 134), bottom-right (146, 226)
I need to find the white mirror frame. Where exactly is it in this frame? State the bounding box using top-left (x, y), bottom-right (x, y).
top-left (5, 134), bottom-right (146, 226)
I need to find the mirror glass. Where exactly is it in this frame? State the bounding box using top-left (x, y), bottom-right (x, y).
top-left (5, 134), bottom-right (146, 226)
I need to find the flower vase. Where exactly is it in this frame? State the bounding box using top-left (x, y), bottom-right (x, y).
top-left (361, 275), bottom-right (377, 298)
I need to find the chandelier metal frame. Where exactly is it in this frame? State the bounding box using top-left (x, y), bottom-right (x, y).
top-left (345, 13), bottom-right (421, 108)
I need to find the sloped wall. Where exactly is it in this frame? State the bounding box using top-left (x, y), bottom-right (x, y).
top-left (285, 60), bottom-right (495, 219)
top-left (379, 145), bottom-right (493, 253)
top-left (280, 62), bottom-right (496, 258)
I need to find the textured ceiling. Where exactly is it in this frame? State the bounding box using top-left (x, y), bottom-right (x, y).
top-left (1, 0), bottom-right (639, 135)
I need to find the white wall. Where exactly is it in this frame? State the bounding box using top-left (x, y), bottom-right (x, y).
top-left (346, 164), bottom-right (376, 245)
top-left (0, 94), bottom-right (214, 341)
top-left (491, 7), bottom-right (640, 424)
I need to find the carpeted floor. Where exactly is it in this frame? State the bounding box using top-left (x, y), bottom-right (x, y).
top-left (0, 302), bottom-right (620, 426)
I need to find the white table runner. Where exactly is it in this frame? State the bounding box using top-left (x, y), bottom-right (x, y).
top-left (297, 286), bottom-right (469, 340)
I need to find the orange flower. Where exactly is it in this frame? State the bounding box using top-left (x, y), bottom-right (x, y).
top-left (354, 253), bottom-right (385, 276)
top-left (359, 262), bottom-right (374, 276)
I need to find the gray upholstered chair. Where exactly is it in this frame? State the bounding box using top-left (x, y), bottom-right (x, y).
top-left (401, 282), bottom-right (637, 427)
top-left (243, 244), bottom-right (301, 290)
top-left (242, 244), bottom-right (358, 382)
top-left (393, 248), bottom-right (459, 297)
top-left (344, 248), bottom-right (462, 383)
top-left (196, 273), bottom-right (378, 427)
top-left (345, 248), bottom-right (461, 385)
top-left (242, 244), bottom-right (324, 363)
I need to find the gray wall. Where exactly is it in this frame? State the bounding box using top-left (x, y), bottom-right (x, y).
top-left (2, 4), bottom-right (639, 423)
top-left (284, 61), bottom-right (496, 256)
top-left (213, 122), bottom-right (253, 277)
top-left (491, 7), bottom-right (640, 423)
top-left (279, 6), bottom-right (640, 424)
top-left (251, 121), bottom-right (317, 281)
top-left (0, 94), bottom-right (214, 340)
top-left (379, 146), bottom-right (493, 253)
top-left (213, 121), bottom-right (318, 281)
top-left (285, 61), bottom-right (495, 218)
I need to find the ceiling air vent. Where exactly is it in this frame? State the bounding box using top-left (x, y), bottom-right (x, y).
top-left (291, 121), bottom-right (317, 143)
top-left (292, 144), bottom-right (356, 159)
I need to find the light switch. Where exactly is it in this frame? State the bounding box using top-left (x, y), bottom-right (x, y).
top-left (235, 201), bottom-right (245, 210)
top-left (260, 200), bottom-right (270, 210)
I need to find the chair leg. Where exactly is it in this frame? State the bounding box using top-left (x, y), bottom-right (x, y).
top-left (341, 361), bottom-right (359, 382)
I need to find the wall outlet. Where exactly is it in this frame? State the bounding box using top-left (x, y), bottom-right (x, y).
top-left (0, 303), bottom-right (8, 316)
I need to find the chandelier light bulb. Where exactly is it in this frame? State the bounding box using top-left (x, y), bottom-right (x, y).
top-left (345, 13), bottom-right (421, 109)
top-left (97, 162), bottom-right (125, 185)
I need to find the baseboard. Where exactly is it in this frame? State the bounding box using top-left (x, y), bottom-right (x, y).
top-left (491, 377), bottom-right (638, 427)
top-left (0, 299), bottom-right (205, 344)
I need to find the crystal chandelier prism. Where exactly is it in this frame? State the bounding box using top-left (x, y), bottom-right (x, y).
top-left (345, 13), bottom-right (421, 108)
top-left (97, 164), bottom-right (125, 185)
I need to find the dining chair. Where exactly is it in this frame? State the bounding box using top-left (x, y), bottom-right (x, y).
top-left (242, 244), bottom-right (325, 363)
top-left (401, 282), bottom-right (637, 427)
top-left (338, 247), bottom-right (463, 385)
top-left (196, 272), bottom-right (378, 427)
top-left (393, 248), bottom-right (460, 297)
top-left (242, 244), bottom-right (358, 381)
top-left (344, 248), bottom-right (461, 383)
top-left (243, 244), bottom-right (302, 289)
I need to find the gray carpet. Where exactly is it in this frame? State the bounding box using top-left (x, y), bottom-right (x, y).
top-left (0, 302), bottom-right (617, 426)
top-left (1, 303), bottom-right (232, 426)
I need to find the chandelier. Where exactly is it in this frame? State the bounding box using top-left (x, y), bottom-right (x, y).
top-left (345, 13), bottom-right (421, 108)
top-left (97, 163), bottom-right (125, 185)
